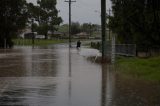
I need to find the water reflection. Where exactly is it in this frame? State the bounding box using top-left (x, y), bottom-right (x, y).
top-left (0, 48), bottom-right (26, 77)
top-left (101, 64), bottom-right (115, 106)
top-left (0, 77), bottom-right (57, 106)
top-left (113, 75), bottom-right (160, 105)
top-left (101, 64), bottom-right (160, 106)
top-left (0, 46), bottom-right (58, 77)
top-left (0, 45), bottom-right (160, 105)
top-left (68, 46), bottom-right (72, 105)
top-left (69, 47), bottom-right (72, 77)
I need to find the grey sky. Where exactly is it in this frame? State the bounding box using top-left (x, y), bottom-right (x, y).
top-left (27, 0), bottom-right (112, 25)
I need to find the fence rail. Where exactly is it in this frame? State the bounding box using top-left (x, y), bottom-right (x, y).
top-left (115, 44), bottom-right (136, 56)
top-left (91, 42), bottom-right (137, 58)
top-left (104, 43), bottom-right (136, 57)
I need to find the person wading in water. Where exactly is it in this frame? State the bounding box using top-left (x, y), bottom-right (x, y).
top-left (76, 40), bottom-right (81, 49)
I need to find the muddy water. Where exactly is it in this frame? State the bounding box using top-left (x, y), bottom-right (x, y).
top-left (0, 45), bottom-right (160, 106)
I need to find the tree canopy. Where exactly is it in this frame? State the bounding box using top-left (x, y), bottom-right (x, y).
top-left (70, 22), bottom-right (99, 35)
top-left (110, 0), bottom-right (160, 51)
top-left (0, 0), bottom-right (27, 48)
top-left (0, 0), bottom-right (62, 48)
top-left (28, 0), bottom-right (63, 39)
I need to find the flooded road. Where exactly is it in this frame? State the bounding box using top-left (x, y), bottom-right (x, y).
top-left (0, 44), bottom-right (160, 106)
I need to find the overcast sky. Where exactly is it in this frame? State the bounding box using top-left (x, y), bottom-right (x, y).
top-left (27, 0), bottom-right (112, 25)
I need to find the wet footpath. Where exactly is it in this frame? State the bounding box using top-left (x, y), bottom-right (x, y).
top-left (0, 44), bottom-right (160, 106)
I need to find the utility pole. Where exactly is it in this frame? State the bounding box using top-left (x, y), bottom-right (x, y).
top-left (108, 8), bottom-right (111, 40)
top-left (31, 19), bottom-right (35, 46)
top-left (65, 0), bottom-right (76, 48)
top-left (101, 0), bottom-right (106, 60)
top-left (89, 23), bottom-right (92, 37)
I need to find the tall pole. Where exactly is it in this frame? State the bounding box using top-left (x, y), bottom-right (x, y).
top-left (31, 19), bottom-right (35, 46)
top-left (69, 0), bottom-right (71, 47)
top-left (65, 0), bottom-right (76, 48)
top-left (90, 23), bottom-right (92, 37)
top-left (4, 0), bottom-right (7, 49)
top-left (101, 0), bottom-right (106, 60)
top-left (108, 9), bottom-right (111, 40)
top-left (69, 0), bottom-right (72, 76)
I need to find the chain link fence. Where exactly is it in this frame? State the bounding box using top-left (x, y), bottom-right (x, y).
top-left (103, 43), bottom-right (136, 57)
top-left (115, 44), bottom-right (136, 56)
top-left (91, 42), bottom-right (136, 57)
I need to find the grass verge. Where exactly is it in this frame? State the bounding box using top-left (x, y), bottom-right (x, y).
top-left (13, 39), bottom-right (67, 46)
top-left (116, 56), bottom-right (160, 81)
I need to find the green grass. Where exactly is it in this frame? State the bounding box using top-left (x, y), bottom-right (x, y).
top-left (116, 56), bottom-right (160, 81)
top-left (13, 39), bottom-right (67, 46)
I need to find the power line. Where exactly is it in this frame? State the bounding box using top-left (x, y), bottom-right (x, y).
top-left (65, 0), bottom-right (76, 48)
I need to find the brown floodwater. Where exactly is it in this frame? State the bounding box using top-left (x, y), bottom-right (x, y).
top-left (0, 44), bottom-right (160, 106)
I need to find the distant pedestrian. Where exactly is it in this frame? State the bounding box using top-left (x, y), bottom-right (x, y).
top-left (76, 40), bottom-right (81, 49)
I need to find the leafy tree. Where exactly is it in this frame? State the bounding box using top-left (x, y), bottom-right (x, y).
top-left (71, 22), bottom-right (81, 35)
top-left (110, 0), bottom-right (160, 51)
top-left (0, 0), bottom-right (28, 48)
top-left (81, 23), bottom-right (99, 36)
top-left (58, 24), bottom-right (69, 33)
top-left (28, 0), bottom-right (62, 39)
top-left (58, 23), bottom-right (100, 37)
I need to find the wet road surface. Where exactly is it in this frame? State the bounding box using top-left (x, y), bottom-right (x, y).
top-left (0, 44), bottom-right (160, 106)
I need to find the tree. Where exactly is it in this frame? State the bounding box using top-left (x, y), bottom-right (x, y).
top-left (71, 22), bottom-right (81, 35)
top-left (81, 23), bottom-right (98, 36)
top-left (28, 0), bottom-right (62, 39)
top-left (0, 0), bottom-right (28, 48)
top-left (58, 24), bottom-right (69, 33)
top-left (110, 0), bottom-right (160, 51)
